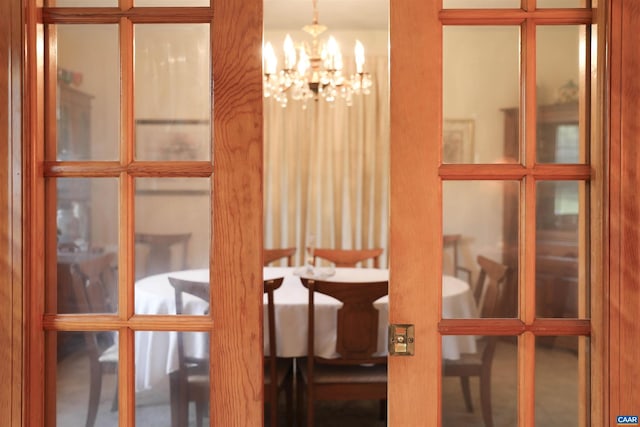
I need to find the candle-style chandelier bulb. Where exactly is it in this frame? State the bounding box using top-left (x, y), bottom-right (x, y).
top-left (263, 0), bottom-right (372, 108)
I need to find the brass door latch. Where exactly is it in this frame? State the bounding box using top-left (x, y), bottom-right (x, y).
top-left (388, 324), bottom-right (415, 356)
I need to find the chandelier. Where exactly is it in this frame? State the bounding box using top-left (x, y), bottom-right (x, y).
top-left (263, 0), bottom-right (373, 108)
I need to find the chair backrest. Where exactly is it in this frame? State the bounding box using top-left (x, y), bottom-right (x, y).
top-left (263, 277), bottom-right (284, 388)
top-left (301, 277), bottom-right (388, 365)
top-left (443, 234), bottom-right (461, 269)
top-left (263, 247), bottom-right (296, 266)
top-left (69, 252), bottom-right (118, 357)
top-left (58, 241), bottom-right (82, 253)
top-left (168, 277), bottom-right (210, 368)
top-left (473, 255), bottom-right (510, 318)
top-left (443, 234), bottom-right (471, 282)
top-left (69, 252), bottom-right (118, 314)
top-left (135, 232), bottom-right (191, 278)
top-left (311, 248), bottom-right (384, 268)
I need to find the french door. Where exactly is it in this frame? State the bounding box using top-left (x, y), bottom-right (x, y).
top-left (389, 0), bottom-right (599, 425)
top-left (22, 1), bottom-right (604, 427)
top-left (29, 0), bottom-right (265, 426)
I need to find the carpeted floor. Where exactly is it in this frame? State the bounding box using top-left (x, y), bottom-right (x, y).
top-left (57, 340), bottom-right (580, 426)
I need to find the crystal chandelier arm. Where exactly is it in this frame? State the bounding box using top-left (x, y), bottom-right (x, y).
top-left (263, 42), bottom-right (277, 75)
top-left (355, 40), bottom-right (365, 74)
top-left (262, 0), bottom-right (372, 107)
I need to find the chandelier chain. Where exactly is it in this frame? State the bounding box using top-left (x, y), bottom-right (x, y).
top-left (312, 0), bottom-right (319, 25)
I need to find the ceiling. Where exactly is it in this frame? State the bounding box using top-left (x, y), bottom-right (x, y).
top-left (263, 0), bottom-right (389, 31)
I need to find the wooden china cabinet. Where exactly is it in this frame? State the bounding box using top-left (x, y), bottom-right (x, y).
top-left (56, 83), bottom-right (92, 249)
top-left (56, 83), bottom-right (94, 357)
top-left (502, 102), bottom-right (580, 349)
top-left (57, 84), bottom-right (92, 159)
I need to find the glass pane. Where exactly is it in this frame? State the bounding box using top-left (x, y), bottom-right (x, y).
top-left (443, 0), bottom-right (520, 8)
top-left (443, 26), bottom-right (521, 163)
top-left (56, 178), bottom-right (119, 314)
top-left (442, 336), bottom-right (517, 426)
top-left (134, 177), bottom-right (211, 313)
top-left (443, 180), bottom-right (519, 318)
top-left (537, 25), bottom-right (585, 164)
top-left (57, 331), bottom-right (119, 425)
top-left (536, 181), bottom-right (586, 318)
top-left (56, 178), bottom-right (119, 253)
top-left (537, 0), bottom-right (588, 8)
top-left (135, 119), bottom-right (211, 161)
top-left (47, 0), bottom-right (117, 6)
top-left (135, 331), bottom-right (210, 426)
top-left (134, 24), bottom-right (211, 161)
top-left (535, 336), bottom-right (587, 426)
top-left (56, 24), bottom-right (120, 161)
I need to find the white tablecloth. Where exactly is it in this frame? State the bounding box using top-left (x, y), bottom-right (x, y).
top-left (134, 267), bottom-right (478, 391)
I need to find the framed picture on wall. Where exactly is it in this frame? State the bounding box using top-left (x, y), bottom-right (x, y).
top-left (443, 119), bottom-right (474, 163)
top-left (135, 119), bottom-right (211, 195)
top-left (135, 119), bottom-right (210, 161)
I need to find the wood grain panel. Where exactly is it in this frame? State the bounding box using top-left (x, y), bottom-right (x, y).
top-left (389, 0), bottom-right (441, 425)
top-left (0, 0), bottom-right (23, 425)
top-left (611, 0), bottom-right (640, 416)
top-left (210, 0), bottom-right (264, 425)
top-left (43, 7), bottom-right (213, 24)
top-left (0, 0), bottom-right (12, 420)
top-left (119, 15), bottom-right (135, 426)
top-left (439, 163), bottom-right (592, 179)
top-left (26, 0), bottom-right (47, 426)
top-left (43, 161), bottom-right (213, 176)
top-left (439, 8), bottom-right (593, 24)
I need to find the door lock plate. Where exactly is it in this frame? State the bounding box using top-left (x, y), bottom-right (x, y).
top-left (388, 324), bottom-right (415, 356)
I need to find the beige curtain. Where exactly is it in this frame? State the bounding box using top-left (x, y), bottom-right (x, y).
top-left (264, 55), bottom-right (389, 267)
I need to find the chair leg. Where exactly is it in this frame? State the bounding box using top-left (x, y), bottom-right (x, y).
top-left (296, 372), bottom-right (304, 427)
top-left (307, 400), bottom-right (314, 427)
top-left (86, 361), bottom-right (103, 427)
top-left (270, 400), bottom-right (277, 427)
top-left (110, 375), bottom-right (118, 412)
top-left (169, 371), bottom-right (188, 427)
top-left (306, 382), bottom-right (314, 427)
top-left (379, 399), bottom-right (387, 421)
top-left (479, 373), bottom-right (494, 427)
top-left (460, 376), bottom-right (474, 413)
top-left (267, 386), bottom-right (277, 427)
top-left (195, 397), bottom-right (205, 427)
top-left (284, 374), bottom-right (293, 427)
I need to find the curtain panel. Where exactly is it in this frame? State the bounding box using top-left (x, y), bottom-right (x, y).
top-left (264, 55), bottom-right (389, 267)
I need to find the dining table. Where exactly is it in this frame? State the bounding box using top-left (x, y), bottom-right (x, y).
top-left (133, 266), bottom-right (478, 392)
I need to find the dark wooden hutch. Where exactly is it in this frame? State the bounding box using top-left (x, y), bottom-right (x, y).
top-left (502, 102), bottom-right (581, 349)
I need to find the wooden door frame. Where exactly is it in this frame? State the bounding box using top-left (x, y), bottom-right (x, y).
top-left (1, 0), bottom-right (639, 425)
top-left (607, 0), bottom-right (640, 418)
top-left (0, 0), bottom-right (24, 426)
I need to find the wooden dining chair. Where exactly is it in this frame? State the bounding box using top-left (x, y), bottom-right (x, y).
top-left (443, 234), bottom-right (472, 283)
top-left (311, 247), bottom-right (384, 268)
top-left (135, 232), bottom-right (192, 278)
top-left (263, 277), bottom-right (295, 427)
top-left (168, 276), bottom-right (210, 427)
top-left (297, 277), bottom-right (389, 427)
top-left (68, 252), bottom-right (119, 427)
top-left (263, 247), bottom-right (297, 266)
top-left (443, 255), bottom-right (510, 427)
